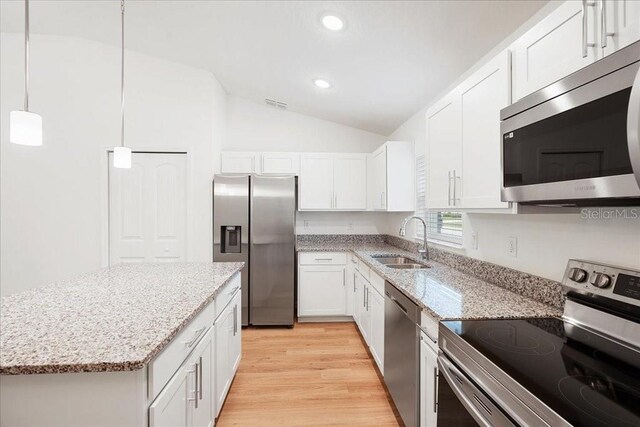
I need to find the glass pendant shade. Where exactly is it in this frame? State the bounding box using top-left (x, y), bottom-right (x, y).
top-left (9, 110), bottom-right (42, 146)
top-left (113, 146), bottom-right (131, 169)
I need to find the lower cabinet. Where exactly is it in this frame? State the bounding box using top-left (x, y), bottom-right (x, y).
top-left (298, 253), bottom-right (348, 318)
top-left (420, 331), bottom-right (439, 427)
top-left (215, 289), bottom-right (242, 417)
top-left (149, 327), bottom-right (214, 427)
top-left (353, 268), bottom-right (385, 374)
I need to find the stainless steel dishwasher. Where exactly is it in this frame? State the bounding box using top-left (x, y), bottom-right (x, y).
top-left (384, 281), bottom-right (420, 427)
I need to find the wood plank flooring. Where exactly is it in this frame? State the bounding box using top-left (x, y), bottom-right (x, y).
top-left (216, 322), bottom-right (402, 426)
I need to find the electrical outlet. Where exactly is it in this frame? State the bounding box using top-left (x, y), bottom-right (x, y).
top-left (507, 236), bottom-right (518, 257)
top-left (347, 222), bottom-right (354, 232)
top-left (304, 220), bottom-right (310, 230)
top-left (471, 232), bottom-right (478, 250)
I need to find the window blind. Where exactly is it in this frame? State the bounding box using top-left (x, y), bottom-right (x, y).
top-left (427, 211), bottom-right (463, 245)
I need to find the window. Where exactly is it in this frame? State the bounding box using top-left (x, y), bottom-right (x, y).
top-left (415, 154), bottom-right (463, 245)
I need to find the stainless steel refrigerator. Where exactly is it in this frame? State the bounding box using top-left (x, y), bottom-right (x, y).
top-left (213, 174), bottom-right (295, 326)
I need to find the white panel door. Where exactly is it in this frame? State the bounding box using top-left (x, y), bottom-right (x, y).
top-left (460, 50), bottom-right (511, 209)
top-left (426, 95), bottom-right (461, 210)
top-left (359, 281), bottom-right (372, 344)
top-left (190, 328), bottom-right (213, 427)
top-left (603, 0), bottom-right (640, 56)
top-left (298, 265), bottom-right (346, 316)
top-left (299, 153), bottom-right (334, 210)
top-left (370, 147), bottom-right (387, 210)
top-left (333, 153), bottom-right (367, 210)
top-left (368, 286), bottom-right (385, 374)
top-left (229, 291), bottom-right (242, 377)
top-left (261, 153), bottom-right (299, 175)
top-left (420, 338), bottom-right (438, 427)
top-left (220, 152), bottom-right (259, 174)
top-left (214, 304), bottom-right (234, 417)
top-left (511, 1), bottom-right (600, 101)
top-left (109, 152), bottom-right (187, 265)
top-left (149, 364), bottom-right (190, 427)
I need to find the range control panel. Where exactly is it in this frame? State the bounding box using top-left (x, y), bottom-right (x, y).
top-left (563, 259), bottom-right (640, 305)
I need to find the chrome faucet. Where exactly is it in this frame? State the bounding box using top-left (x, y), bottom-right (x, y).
top-left (399, 215), bottom-right (429, 260)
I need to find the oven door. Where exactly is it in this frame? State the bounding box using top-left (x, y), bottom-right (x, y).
top-left (501, 46), bottom-right (640, 204)
top-left (437, 355), bottom-right (516, 427)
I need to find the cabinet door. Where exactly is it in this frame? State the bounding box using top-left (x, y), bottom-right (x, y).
top-left (229, 291), bottom-right (242, 377)
top-left (149, 364), bottom-right (190, 427)
top-left (370, 147), bottom-right (387, 210)
top-left (190, 328), bottom-right (213, 427)
top-left (511, 1), bottom-right (600, 101)
top-left (360, 282), bottom-right (372, 344)
top-left (299, 154), bottom-right (334, 210)
top-left (426, 95), bottom-right (461, 210)
top-left (459, 50), bottom-right (511, 210)
top-left (603, 0), bottom-right (640, 56)
top-left (214, 306), bottom-right (234, 416)
top-left (220, 152), bottom-right (259, 174)
top-left (354, 271), bottom-right (364, 329)
top-left (261, 153), bottom-right (299, 175)
top-left (333, 154), bottom-right (367, 210)
top-left (420, 338), bottom-right (438, 427)
top-left (345, 261), bottom-right (355, 317)
top-left (298, 266), bottom-right (346, 316)
top-left (368, 286), bottom-right (385, 375)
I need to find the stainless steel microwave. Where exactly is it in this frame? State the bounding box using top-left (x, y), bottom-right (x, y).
top-left (500, 41), bottom-right (640, 206)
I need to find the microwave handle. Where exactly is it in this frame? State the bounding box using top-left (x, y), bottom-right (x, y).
top-left (628, 66), bottom-right (640, 189)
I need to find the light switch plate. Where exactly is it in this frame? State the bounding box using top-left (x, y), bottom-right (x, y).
top-left (507, 236), bottom-right (518, 257)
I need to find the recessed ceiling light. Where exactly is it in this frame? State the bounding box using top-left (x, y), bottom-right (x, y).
top-left (313, 79), bottom-right (332, 89)
top-left (322, 14), bottom-right (344, 31)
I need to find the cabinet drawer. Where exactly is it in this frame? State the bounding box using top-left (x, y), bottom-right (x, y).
top-left (215, 273), bottom-right (241, 319)
top-left (299, 252), bottom-right (347, 265)
top-left (349, 253), bottom-right (359, 267)
top-left (357, 259), bottom-right (370, 280)
top-left (421, 310), bottom-right (439, 346)
top-left (149, 300), bottom-right (217, 401)
top-left (368, 270), bottom-right (384, 296)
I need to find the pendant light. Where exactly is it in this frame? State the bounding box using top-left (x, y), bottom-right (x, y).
top-left (9, 0), bottom-right (43, 146)
top-left (113, 0), bottom-right (131, 169)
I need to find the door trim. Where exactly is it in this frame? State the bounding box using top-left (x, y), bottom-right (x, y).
top-left (100, 147), bottom-right (192, 267)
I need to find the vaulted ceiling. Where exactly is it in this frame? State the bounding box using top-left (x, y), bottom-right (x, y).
top-left (0, 0), bottom-right (548, 135)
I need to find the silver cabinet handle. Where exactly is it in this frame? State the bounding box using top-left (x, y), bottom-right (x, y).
top-left (343, 268), bottom-right (346, 286)
top-left (194, 361), bottom-right (199, 409)
top-left (314, 258), bottom-right (333, 262)
top-left (447, 171), bottom-right (452, 206)
top-left (600, 0), bottom-right (614, 48)
top-left (183, 326), bottom-right (207, 348)
top-left (198, 356), bottom-right (203, 400)
top-left (227, 285), bottom-right (240, 296)
top-left (582, 0), bottom-right (596, 58)
top-left (353, 272), bottom-right (357, 292)
top-left (233, 304), bottom-right (237, 336)
top-left (628, 67), bottom-right (640, 189)
top-left (433, 366), bottom-right (438, 413)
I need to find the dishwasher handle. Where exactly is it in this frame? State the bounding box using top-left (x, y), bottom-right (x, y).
top-left (386, 291), bottom-right (408, 314)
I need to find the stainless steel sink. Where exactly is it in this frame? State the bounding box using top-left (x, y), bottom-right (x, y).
top-left (387, 263), bottom-right (429, 269)
top-left (372, 255), bottom-right (430, 269)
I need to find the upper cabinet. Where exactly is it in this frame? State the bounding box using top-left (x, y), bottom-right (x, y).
top-left (221, 152), bottom-right (299, 175)
top-left (220, 152), bottom-right (260, 174)
top-left (370, 141), bottom-right (415, 212)
top-left (299, 153), bottom-right (367, 211)
top-left (512, 0), bottom-right (640, 101)
top-left (260, 152), bottom-right (300, 175)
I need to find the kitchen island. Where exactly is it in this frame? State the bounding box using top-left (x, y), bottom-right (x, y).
top-left (0, 262), bottom-right (243, 427)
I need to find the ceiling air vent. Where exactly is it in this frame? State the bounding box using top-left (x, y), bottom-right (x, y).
top-left (265, 98), bottom-right (288, 110)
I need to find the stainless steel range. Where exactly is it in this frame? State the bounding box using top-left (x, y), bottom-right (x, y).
top-left (437, 259), bottom-right (640, 426)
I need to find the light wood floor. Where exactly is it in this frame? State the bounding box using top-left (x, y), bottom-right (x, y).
top-left (216, 322), bottom-right (402, 426)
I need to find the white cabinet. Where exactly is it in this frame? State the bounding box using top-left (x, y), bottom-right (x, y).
top-left (459, 50), bottom-right (511, 209)
top-left (214, 289), bottom-right (241, 417)
top-left (426, 95), bottom-right (462, 210)
top-left (420, 333), bottom-right (438, 427)
top-left (261, 152), bottom-right (299, 175)
top-left (299, 153), bottom-right (367, 211)
top-left (511, 1), bottom-right (600, 101)
top-left (602, 0), bottom-right (640, 56)
top-left (353, 268), bottom-right (364, 330)
top-left (346, 255), bottom-right (358, 317)
top-left (333, 154), bottom-right (367, 210)
top-left (369, 141), bottom-right (415, 212)
top-left (367, 284), bottom-right (385, 374)
top-left (150, 327), bottom-right (214, 427)
top-left (299, 153), bottom-right (334, 210)
top-left (220, 152), bottom-right (260, 174)
top-left (298, 265), bottom-right (347, 316)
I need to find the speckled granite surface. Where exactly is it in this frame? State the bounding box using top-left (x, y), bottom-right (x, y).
top-left (297, 235), bottom-right (562, 320)
top-left (0, 262), bottom-right (243, 375)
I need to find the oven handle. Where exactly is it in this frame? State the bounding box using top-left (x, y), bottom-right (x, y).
top-left (629, 66), bottom-right (640, 189)
top-left (438, 355), bottom-right (515, 427)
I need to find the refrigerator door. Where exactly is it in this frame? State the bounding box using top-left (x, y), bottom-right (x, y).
top-left (213, 175), bottom-right (250, 325)
top-left (250, 175), bottom-right (295, 326)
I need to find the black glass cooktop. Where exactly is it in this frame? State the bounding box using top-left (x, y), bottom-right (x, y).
top-left (441, 318), bottom-right (640, 427)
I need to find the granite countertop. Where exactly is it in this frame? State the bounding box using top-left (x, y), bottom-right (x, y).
top-left (297, 241), bottom-right (562, 321)
top-left (0, 262), bottom-right (244, 375)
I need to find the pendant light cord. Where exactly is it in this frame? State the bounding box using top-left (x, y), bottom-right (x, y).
top-left (120, 0), bottom-right (125, 148)
top-left (24, 0), bottom-right (29, 111)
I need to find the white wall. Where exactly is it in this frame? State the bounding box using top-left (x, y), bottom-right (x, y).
top-left (387, 0), bottom-right (640, 282)
top-left (225, 95), bottom-right (386, 153)
top-left (225, 94), bottom-right (389, 234)
top-left (0, 33), bottom-right (227, 296)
